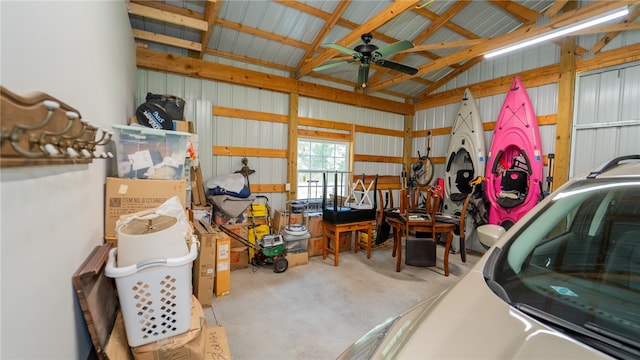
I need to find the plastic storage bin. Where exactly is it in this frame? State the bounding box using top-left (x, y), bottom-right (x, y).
top-left (105, 243), bottom-right (198, 347)
top-left (281, 230), bottom-right (310, 253)
top-left (405, 237), bottom-right (436, 267)
top-left (112, 124), bottom-right (191, 180)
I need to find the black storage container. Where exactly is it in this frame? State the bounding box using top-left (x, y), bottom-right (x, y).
top-left (405, 236), bottom-right (436, 267)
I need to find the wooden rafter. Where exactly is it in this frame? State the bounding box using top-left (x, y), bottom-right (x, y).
top-left (490, 0), bottom-right (590, 56)
top-left (215, 18), bottom-right (311, 51)
top-left (588, 6), bottom-right (640, 55)
top-left (294, 1), bottom-right (351, 72)
top-left (367, 1), bottom-right (637, 93)
top-left (129, 0), bottom-right (640, 99)
top-left (132, 29), bottom-right (202, 52)
top-left (128, 2), bottom-right (207, 31)
top-left (200, 0), bottom-right (221, 60)
top-left (415, 56), bottom-right (484, 100)
top-left (367, 1), bottom-right (472, 87)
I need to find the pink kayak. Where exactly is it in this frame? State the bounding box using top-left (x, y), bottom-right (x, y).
top-left (485, 77), bottom-right (544, 229)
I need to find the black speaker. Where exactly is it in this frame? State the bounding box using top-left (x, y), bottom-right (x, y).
top-left (405, 237), bottom-right (436, 267)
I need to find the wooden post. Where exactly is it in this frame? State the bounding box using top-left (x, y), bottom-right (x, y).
top-left (555, 2), bottom-right (578, 190)
top-left (403, 98), bottom-right (414, 187)
top-left (287, 93), bottom-right (299, 201)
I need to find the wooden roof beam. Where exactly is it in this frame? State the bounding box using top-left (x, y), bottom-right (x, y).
top-left (368, 1), bottom-right (636, 93)
top-left (128, 2), bottom-right (208, 31)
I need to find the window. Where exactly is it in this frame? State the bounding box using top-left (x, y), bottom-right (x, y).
top-left (297, 139), bottom-right (349, 201)
top-left (494, 181), bottom-right (640, 345)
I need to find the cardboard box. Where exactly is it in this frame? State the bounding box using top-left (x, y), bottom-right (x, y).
top-left (193, 220), bottom-right (217, 307)
top-left (230, 245), bottom-right (249, 270)
top-left (273, 209), bottom-right (303, 234)
top-left (308, 236), bottom-right (324, 257)
top-left (192, 222), bottom-right (231, 298)
top-left (104, 236), bottom-right (118, 248)
top-left (104, 177), bottom-right (187, 238)
top-left (130, 116), bottom-right (191, 133)
top-left (214, 227), bottom-right (231, 297)
top-left (106, 300), bottom-right (232, 360)
top-left (285, 251), bottom-right (308, 267)
top-left (306, 215), bottom-right (324, 237)
top-left (204, 326), bottom-right (232, 360)
top-left (105, 311), bottom-right (134, 360)
top-left (131, 296), bottom-right (205, 360)
top-left (173, 120), bottom-right (190, 132)
top-left (328, 232), bottom-right (352, 252)
top-left (191, 204), bottom-right (212, 224)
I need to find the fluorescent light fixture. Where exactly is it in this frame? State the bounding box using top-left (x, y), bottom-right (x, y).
top-left (485, 6), bottom-right (629, 59)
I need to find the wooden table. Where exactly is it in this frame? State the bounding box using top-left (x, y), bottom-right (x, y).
top-left (323, 220), bottom-right (373, 266)
top-left (385, 213), bottom-right (454, 276)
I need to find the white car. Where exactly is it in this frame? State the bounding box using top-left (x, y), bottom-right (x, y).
top-left (339, 155), bottom-right (640, 359)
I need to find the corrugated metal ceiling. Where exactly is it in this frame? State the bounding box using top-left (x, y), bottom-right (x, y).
top-left (128, 0), bottom-right (638, 99)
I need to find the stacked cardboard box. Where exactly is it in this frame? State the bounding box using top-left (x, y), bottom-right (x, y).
top-left (272, 209), bottom-right (303, 235)
top-left (131, 296), bottom-right (206, 360)
top-left (104, 177), bottom-right (188, 245)
top-left (105, 296), bottom-right (232, 360)
top-left (306, 213), bottom-right (324, 257)
top-left (192, 221), bottom-right (231, 305)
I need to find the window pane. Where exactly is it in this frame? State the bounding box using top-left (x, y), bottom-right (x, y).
top-left (297, 138), bottom-right (349, 200)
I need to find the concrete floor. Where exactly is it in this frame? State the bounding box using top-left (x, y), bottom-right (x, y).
top-left (203, 241), bottom-right (482, 359)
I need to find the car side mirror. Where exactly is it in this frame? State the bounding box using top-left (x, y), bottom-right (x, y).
top-left (477, 224), bottom-right (506, 249)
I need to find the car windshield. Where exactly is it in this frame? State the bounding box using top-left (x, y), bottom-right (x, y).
top-left (493, 179), bottom-right (640, 350)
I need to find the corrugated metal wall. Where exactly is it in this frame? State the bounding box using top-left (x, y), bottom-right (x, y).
top-left (571, 61), bottom-right (640, 177)
top-left (137, 69), bottom-right (404, 211)
top-left (136, 35), bottom-right (638, 213)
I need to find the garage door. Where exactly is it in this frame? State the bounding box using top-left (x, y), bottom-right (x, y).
top-left (571, 61), bottom-right (640, 177)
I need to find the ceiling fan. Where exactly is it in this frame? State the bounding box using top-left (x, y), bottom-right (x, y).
top-left (314, 33), bottom-right (419, 88)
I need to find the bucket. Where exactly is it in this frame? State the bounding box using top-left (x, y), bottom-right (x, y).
top-left (116, 214), bottom-right (189, 267)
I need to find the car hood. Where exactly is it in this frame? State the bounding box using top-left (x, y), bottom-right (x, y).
top-left (389, 268), bottom-right (608, 359)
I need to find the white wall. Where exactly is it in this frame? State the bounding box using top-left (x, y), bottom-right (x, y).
top-left (0, 1), bottom-right (135, 359)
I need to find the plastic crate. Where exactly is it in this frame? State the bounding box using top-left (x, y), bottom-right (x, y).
top-left (281, 229), bottom-right (310, 254)
top-left (112, 124), bottom-right (191, 180)
top-left (105, 243), bottom-right (198, 347)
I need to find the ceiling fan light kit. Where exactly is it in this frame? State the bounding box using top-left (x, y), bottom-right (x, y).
top-left (315, 33), bottom-right (419, 88)
top-left (485, 6), bottom-right (629, 59)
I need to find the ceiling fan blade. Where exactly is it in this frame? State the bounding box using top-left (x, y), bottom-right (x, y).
top-left (313, 60), bottom-right (352, 72)
top-left (375, 59), bottom-right (418, 75)
top-left (358, 65), bottom-right (370, 88)
top-left (325, 43), bottom-right (360, 57)
top-left (374, 40), bottom-right (414, 58)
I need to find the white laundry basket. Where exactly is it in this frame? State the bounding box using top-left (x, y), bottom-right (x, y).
top-left (105, 242), bottom-right (198, 347)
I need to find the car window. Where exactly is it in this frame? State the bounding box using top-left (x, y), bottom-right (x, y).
top-left (494, 180), bottom-right (640, 351)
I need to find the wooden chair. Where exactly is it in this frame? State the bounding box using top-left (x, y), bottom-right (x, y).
top-left (457, 194), bottom-right (473, 263)
top-left (436, 190), bottom-right (474, 263)
top-left (391, 186), bottom-right (430, 258)
top-left (393, 186), bottom-right (457, 276)
top-left (427, 190), bottom-right (458, 275)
